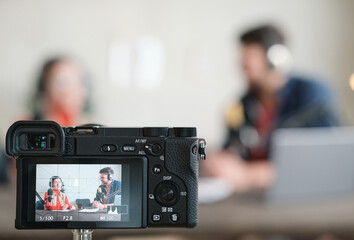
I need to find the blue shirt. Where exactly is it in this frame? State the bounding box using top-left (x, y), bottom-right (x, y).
top-left (223, 75), bottom-right (339, 160)
top-left (106, 179), bottom-right (122, 204)
top-left (94, 179), bottom-right (122, 204)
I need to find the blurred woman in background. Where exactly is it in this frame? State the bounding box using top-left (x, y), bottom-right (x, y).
top-left (2, 57), bottom-right (93, 184)
top-left (30, 57), bottom-right (91, 126)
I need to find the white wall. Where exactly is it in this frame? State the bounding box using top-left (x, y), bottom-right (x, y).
top-left (0, 0), bottom-right (353, 149)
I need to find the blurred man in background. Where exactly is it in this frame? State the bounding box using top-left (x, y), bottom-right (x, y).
top-left (203, 25), bottom-right (338, 192)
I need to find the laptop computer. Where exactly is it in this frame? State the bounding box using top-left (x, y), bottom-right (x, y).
top-left (268, 127), bottom-right (354, 203)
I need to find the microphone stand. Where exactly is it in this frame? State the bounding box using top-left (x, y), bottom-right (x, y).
top-left (39, 191), bottom-right (92, 240)
top-left (72, 229), bottom-right (93, 240)
top-left (71, 189), bottom-right (121, 239)
top-left (35, 191), bottom-right (45, 204)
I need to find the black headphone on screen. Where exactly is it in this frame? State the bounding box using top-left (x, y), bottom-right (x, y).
top-left (107, 172), bottom-right (113, 181)
top-left (100, 167), bottom-right (114, 181)
top-left (49, 176), bottom-right (65, 188)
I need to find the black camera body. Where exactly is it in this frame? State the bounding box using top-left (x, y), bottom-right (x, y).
top-left (6, 121), bottom-right (206, 229)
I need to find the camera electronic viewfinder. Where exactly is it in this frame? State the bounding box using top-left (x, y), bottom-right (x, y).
top-left (6, 121), bottom-right (206, 229)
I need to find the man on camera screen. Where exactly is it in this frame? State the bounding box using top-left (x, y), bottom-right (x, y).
top-left (92, 167), bottom-right (122, 209)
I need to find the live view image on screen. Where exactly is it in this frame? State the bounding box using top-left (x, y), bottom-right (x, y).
top-left (35, 164), bottom-right (128, 222)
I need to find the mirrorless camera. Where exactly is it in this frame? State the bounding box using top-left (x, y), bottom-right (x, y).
top-left (6, 121), bottom-right (206, 229)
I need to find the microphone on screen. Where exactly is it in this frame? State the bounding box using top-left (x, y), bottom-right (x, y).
top-left (47, 188), bottom-right (53, 203)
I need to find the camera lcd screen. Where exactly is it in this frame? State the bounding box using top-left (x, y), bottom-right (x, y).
top-left (34, 164), bottom-right (129, 222)
top-left (17, 157), bottom-right (146, 229)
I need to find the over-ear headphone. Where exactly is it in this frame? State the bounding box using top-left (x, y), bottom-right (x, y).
top-left (107, 173), bottom-right (113, 180)
top-left (100, 167), bottom-right (114, 181)
top-left (240, 25), bottom-right (293, 72)
top-left (266, 44), bottom-right (293, 72)
top-left (49, 176), bottom-right (65, 188)
top-left (106, 167), bottom-right (114, 180)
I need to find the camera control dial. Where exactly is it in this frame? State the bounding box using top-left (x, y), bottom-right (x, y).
top-left (154, 181), bottom-right (179, 207)
top-left (143, 127), bottom-right (169, 137)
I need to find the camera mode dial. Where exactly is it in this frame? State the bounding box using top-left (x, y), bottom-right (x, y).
top-left (173, 128), bottom-right (196, 137)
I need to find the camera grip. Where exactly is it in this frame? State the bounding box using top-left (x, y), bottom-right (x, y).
top-left (165, 138), bottom-right (198, 228)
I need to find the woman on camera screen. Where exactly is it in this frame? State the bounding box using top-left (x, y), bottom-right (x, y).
top-left (44, 176), bottom-right (75, 210)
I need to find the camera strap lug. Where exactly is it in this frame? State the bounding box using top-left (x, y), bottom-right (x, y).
top-left (198, 138), bottom-right (207, 160)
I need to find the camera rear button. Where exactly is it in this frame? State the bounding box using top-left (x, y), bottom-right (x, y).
top-left (101, 145), bottom-right (117, 152)
top-left (152, 165), bottom-right (162, 174)
top-left (122, 145), bottom-right (136, 152)
top-left (192, 146), bottom-right (198, 154)
top-left (152, 214), bottom-right (161, 222)
top-left (170, 213), bottom-right (179, 222)
top-left (152, 144), bottom-right (162, 154)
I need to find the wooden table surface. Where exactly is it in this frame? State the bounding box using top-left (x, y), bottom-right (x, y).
top-left (2, 185), bottom-right (354, 240)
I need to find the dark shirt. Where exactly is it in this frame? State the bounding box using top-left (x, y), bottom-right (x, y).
top-left (223, 76), bottom-right (339, 160)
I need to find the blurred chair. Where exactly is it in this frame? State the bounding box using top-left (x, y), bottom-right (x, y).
top-left (35, 200), bottom-right (44, 210)
top-left (0, 151), bottom-right (11, 184)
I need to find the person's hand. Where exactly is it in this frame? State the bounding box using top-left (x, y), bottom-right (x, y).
top-left (202, 151), bottom-right (251, 192)
top-left (63, 204), bottom-right (69, 210)
top-left (92, 200), bottom-right (101, 209)
top-left (202, 151), bottom-right (274, 192)
top-left (71, 205), bottom-right (76, 210)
